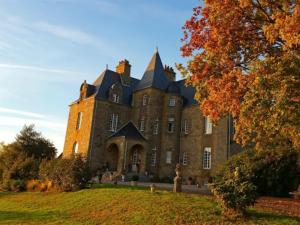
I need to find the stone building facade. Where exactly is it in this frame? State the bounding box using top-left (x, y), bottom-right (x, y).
top-left (63, 50), bottom-right (241, 184)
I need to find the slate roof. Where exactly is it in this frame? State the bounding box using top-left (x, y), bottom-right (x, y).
top-left (78, 51), bottom-right (197, 107)
top-left (134, 51), bottom-right (171, 91)
top-left (109, 121), bottom-right (146, 140)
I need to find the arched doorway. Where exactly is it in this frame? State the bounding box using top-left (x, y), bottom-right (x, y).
top-left (128, 144), bottom-right (144, 173)
top-left (106, 143), bottom-right (119, 171)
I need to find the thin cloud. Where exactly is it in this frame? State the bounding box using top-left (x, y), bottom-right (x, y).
top-left (34, 21), bottom-right (117, 56)
top-left (0, 115), bottom-right (66, 130)
top-left (0, 107), bottom-right (46, 119)
top-left (0, 63), bottom-right (77, 74)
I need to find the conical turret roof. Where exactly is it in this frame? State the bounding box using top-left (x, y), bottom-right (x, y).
top-left (135, 50), bottom-right (171, 91)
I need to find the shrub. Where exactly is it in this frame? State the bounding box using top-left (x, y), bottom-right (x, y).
top-left (210, 165), bottom-right (257, 217)
top-left (39, 155), bottom-right (91, 192)
top-left (131, 175), bottom-right (139, 181)
top-left (213, 148), bottom-right (300, 197)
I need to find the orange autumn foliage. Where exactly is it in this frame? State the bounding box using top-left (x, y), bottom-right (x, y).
top-left (178, 0), bottom-right (300, 150)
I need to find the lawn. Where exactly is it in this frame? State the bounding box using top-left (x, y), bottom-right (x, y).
top-left (0, 184), bottom-right (299, 225)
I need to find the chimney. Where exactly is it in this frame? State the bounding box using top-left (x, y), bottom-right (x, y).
top-left (116, 59), bottom-right (131, 77)
top-left (164, 65), bottom-right (176, 81)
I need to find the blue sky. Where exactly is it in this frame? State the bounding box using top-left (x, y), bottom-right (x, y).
top-left (0, 0), bottom-right (199, 153)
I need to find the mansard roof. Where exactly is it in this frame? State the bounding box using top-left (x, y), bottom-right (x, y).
top-left (77, 51), bottom-right (198, 107)
top-left (134, 51), bottom-right (171, 91)
top-left (109, 121), bottom-right (146, 140)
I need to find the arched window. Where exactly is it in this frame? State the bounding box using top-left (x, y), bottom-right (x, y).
top-left (73, 142), bottom-right (78, 154)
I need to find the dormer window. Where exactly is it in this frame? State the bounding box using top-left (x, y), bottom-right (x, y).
top-left (169, 98), bottom-right (176, 107)
top-left (112, 93), bottom-right (119, 103)
top-left (142, 95), bottom-right (148, 106)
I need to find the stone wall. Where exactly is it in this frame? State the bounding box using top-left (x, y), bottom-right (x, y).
top-left (180, 105), bottom-right (229, 184)
top-left (88, 99), bottom-right (131, 171)
top-left (63, 96), bottom-right (95, 158)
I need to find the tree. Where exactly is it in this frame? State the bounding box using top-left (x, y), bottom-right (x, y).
top-left (0, 125), bottom-right (57, 191)
top-left (15, 125), bottom-right (57, 159)
top-left (178, 0), bottom-right (300, 151)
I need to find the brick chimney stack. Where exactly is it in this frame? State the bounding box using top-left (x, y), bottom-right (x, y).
top-left (164, 65), bottom-right (176, 81)
top-left (116, 59), bottom-right (131, 77)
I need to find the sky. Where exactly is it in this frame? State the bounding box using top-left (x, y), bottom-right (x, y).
top-left (0, 0), bottom-right (199, 154)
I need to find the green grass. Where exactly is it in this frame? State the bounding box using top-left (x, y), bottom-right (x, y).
top-left (0, 184), bottom-right (299, 225)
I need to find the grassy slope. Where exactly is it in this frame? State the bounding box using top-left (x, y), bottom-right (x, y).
top-left (0, 184), bottom-right (299, 225)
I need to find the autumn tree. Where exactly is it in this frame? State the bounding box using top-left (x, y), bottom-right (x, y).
top-left (178, 0), bottom-right (300, 151)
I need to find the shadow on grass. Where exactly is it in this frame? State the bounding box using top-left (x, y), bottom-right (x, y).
top-left (0, 210), bottom-right (57, 222)
top-left (0, 192), bottom-right (18, 198)
top-left (90, 183), bottom-right (148, 191)
top-left (248, 209), bottom-right (300, 223)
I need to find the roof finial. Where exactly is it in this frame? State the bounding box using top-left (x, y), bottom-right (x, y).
top-left (155, 46), bottom-right (158, 53)
top-left (106, 64), bottom-right (108, 70)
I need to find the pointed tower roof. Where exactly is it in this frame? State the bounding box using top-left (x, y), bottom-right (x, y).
top-left (135, 50), bottom-right (171, 91)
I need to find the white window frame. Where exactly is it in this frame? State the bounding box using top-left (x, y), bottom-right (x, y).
top-left (153, 119), bottom-right (159, 135)
top-left (151, 147), bottom-right (157, 166)
top-left (139, 117), bottom-right (145, 132)
top-left (169, 98), bottom-right (176, 107)
top-left (168, 118), bottom-right (175, 133)
top-left (204, 117), bottom-right (212, 134)
top-left (112, 93), bottom-right (119, 103)
top-left (203, 147), bottom-right (211, 169)
top-left (182, 152), bottom-right (188, 165)
top-left (76, 112), bottom-right (82, 130)
top-left (109, 114), bottom-right (118, 132)
top-left (73, 142), bottom-right (78, 154)
top-left (182, 119), bottom-right (188, 134)
top-left (142, 95), bottom-right (148, 106)
top-left (132, 149), bottom-right (139, 165)
top-left (166, 151), bottom-right (172, 164)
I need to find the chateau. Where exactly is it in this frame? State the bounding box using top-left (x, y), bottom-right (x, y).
top-left (63, 50), bottom-right (241, 184)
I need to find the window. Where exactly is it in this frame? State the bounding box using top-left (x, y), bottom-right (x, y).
top-left (142, 95), bottom-right (148, 106)
top-left (166, 151), bottom-right (172, 164)
top-left (112, 93), bottom-right (119, 103)
top-left (153, 119), bottom-right (159, 135)
top-left (132, 149), bottom-right (139, 165)
top-left (203, 147), bottom-right (211, 169)
top-left (73, 142), bottom-right (78, 154)
top-left (109, 114), bottom-right (118, 132)
top-left (76, 112), bottom-right (82, 130)
top-left (182, 119), bottom-right (188, 134)
top-left (151, 147), bottom-right (157, 166)
top-left (168, 118), bottom-right (175, 133)
top-left (139, 117), bottom-right (145, 132)
top-left (204, 117), bottom-right (212, 134)
top-left (169, 98), bottom-right (176, 107)
top-left (182, 152), bottom-right (188, 165)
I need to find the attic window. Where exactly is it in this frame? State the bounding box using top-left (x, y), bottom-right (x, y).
top-left (169, 98), bottom-right (176, 107)
top-left (112, 93), bottom-right (119, 103)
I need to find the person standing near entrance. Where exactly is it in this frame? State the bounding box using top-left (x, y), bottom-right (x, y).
top-left (136, 159), bottom-right (141, 173)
